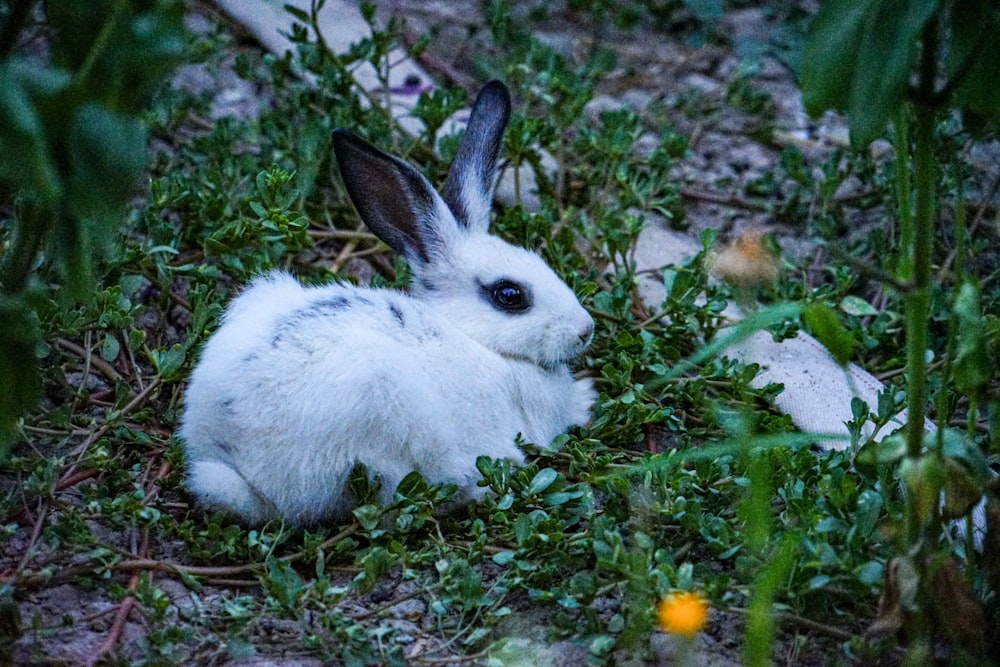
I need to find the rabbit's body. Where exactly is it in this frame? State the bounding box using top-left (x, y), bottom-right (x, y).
top-left (182, 274), bottom-right (592, 525)
top-left (180, 82), bottom-right (595, 525)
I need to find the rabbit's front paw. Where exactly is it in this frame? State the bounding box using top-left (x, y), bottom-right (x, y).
top-left (571, 376), bottom-right (597, 426)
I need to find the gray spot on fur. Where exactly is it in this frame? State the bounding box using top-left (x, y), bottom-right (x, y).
top-left (389, 303), bottom-right (405, 326)
top-left (311, 295), bottom-right (351, 313)
top-left (271, 295), bottom-right (354, 347)
top-left (213, 439), bottom-right (233, 455)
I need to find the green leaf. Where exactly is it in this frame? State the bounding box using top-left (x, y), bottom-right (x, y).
top-left (352, 504), bottom-right (381, 531)
top-left (100, 334), bottom-right (120, 362)
top-left (949, 0), bottom-right (1000, 117)
top-left (876, 389), bottom-right (899, 422)
top-left (802, 0), bottom-right (876, 114)
top-left (513, 513), bottom-right (533, 546)
top-left (119, 274), bottom-right (144, 296)
top-left (940, 458), bottom-right (983, 520)
top-left (855, 489), bottom-right (883, 537)
top-left (359, 546), bottom-right (394, 585)
top-left (47, 0), bottom-right (117, 70)
top-left (492, 550), bottom-right (516, 565)
top-left (542, 491), bottom-right (582, 507)
top-left (283, 4), bottom-right (312, 24)
top-left (146, 245), bottom-right (179, 256)
top-left (0, 295), bottom-right (42, 457)
top-left (588, 635), bottom-right (615, 657)
top-left (396, 470), bottom-right (430, 497)
top-left (676, 562), bottom-right (694, 589)
top-left (855, 432), bottom-right (907, 472)
top-left (453, 561), bottom-right (483, 604)
top-left (839, 295), bottom-right (879, 317)
top-left (952, 282), bottom-right (990, 397)
top-left (900, 455), bottom-right (944, 525)
top-left (150, 344), bottom-right (186, 379)
top-left (475, 455), bottom-right (496, 479)
top-left (803, 302), bottom-right (856, 365)
top-left (526, 468), bottom-right (558, 495)
top-left (816, 516), bottom-right (844, 534)
top-left (849, 0), bottom-right (938, 145)
top-left (67, 104), bottom-right (147, 222)
top-left (856, 560), bottom-right (884, 585)
top-left (262, 558), bottom-right (305, 611)
top-left (177, 569), bottom-right (203, 591)
top-left (0, 59), bottom-right (69, 202)
top-left (49, 0), bottom-right (187, 112)
top-left (51, 104), bottom-right (147, 295)
top-left (938, 428), bottom-right (992, 481)
top-left (851, 396), bottom-right (870, 423)
top-left (802, 0), bottom-right (938, 145)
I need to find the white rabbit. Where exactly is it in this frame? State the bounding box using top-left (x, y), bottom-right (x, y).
top-left (179, 81), bottom-right (596, 526)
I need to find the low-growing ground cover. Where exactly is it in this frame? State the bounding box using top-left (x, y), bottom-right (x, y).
top-left (1, 1), bottom-right (998, 665)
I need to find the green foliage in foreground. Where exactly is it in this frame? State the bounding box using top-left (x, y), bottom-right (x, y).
top-left (802, 2), bottom-right (1000, 662)
top-left (0, 0), bottom-right (186, 450)
top-left (0, 2), bottom-right (998, 665)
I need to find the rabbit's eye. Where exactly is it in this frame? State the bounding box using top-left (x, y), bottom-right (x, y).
top-left (486, 280), bottom-right (530, 313)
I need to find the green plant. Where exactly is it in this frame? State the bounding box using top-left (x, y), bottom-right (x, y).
top-left (802, 0), bottom-right (1000, 660)
top-left (0, 0), bottom-right (185, 452)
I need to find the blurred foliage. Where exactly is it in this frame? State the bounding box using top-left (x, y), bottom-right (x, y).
top-left (0, 0), bottom-right (186, 452)
top-left (801, 0), bottom-right (1000, 661)
top-left (802, 0), bottom-right (1000, 146)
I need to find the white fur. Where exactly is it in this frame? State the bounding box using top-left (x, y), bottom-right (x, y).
top-left (178, 82), bottom-right (595, 526)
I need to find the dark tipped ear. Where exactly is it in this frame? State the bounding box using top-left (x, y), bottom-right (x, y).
top-left (441, 80), bottom-right (511, 231)
top-left (332, 129), bottom-right (442, 264)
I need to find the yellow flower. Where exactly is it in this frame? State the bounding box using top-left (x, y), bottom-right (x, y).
top-left (657, 591), bottom-right (709, 637)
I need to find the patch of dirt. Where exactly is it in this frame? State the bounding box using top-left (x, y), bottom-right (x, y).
top-left (388, 0), bottom-right (827, 239)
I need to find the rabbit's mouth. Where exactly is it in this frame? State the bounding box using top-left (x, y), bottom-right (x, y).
top-left (498, 349), bottom-right (565, 373)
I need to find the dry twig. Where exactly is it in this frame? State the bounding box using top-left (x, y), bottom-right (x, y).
top-left (55, 337), bottom-right (123, 384)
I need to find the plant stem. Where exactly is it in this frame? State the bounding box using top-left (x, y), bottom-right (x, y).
top-left (903, 25), bottom-right (937, 472)
top-left (893, 110), bottom-right (913, 281)
top-left (901, 24), bottom-right (938, 660)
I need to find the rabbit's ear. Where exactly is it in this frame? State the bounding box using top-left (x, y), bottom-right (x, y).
top-left (332, 129), bottom-right (448, 265)
top-left (441, 80), bottom-right (511, 233)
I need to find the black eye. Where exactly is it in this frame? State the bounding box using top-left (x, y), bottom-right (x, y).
top-left (487, 280), bottom-right (530, 313)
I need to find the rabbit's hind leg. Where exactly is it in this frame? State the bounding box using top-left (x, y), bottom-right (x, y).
top-left (187, 459), bottom-right (277, 524)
